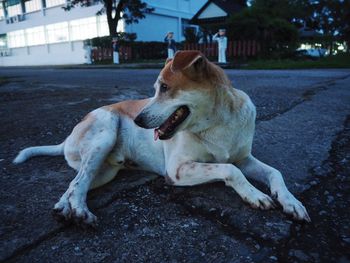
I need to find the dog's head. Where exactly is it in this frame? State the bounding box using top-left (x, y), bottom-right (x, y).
top-left (134, 50), bottom-right (228, 140)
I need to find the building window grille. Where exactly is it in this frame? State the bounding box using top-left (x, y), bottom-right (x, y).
top-left (26, 26), bottom-right (45, 45)
top-left (70, 17), bottom-right (98, 41)
top-left (97, 15), bottom-right (123, 37)
top-left (46, 22), bottom-right (69, 43)
top-left (0, 5), bottom-right (5, 20)
top-left (7, 30), bottom-right (26, 48)
top-left (25, 0), bottom-right (42, 13)
top-left (46, 0), bottom-right (65, 8)
top-left (7, 4), bottom-right (21, 16)
top-left (97, 15), bottom-right (109, 37)
top-left (0, 34), bottom-right (7, 48)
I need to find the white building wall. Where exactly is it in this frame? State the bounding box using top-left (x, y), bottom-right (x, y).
top-left (0, 0), bottom-right (206, 66)
top-left (126, 14), bottom-right (179, 42)
top-left (0, 41), bottom-right (85, 66)
top-left (0, 4), bottom-right (104, 33)
top-left (127, 0), bottom-right (206, 42)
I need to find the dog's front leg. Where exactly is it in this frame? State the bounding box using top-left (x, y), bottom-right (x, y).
top-left (237, 155), bottom-right (310, 222)
top-left (167, 162), bottom-right (275, 210)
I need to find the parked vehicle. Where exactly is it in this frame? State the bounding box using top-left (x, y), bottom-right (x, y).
top-left (295, 48), bottom-right (328, 59)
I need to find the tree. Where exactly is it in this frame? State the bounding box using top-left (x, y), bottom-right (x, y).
top-left (227, 1), bottom-right (299, 57)
top-left (64, 0), bottom-right (154, 37)
top-left (229, 0), bottom-right (350, 55)
top-left (309, 0), bottom-right (350, 53)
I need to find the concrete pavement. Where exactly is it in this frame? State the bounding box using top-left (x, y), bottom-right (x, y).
top-left (0, 68), bottom-right (349, 262)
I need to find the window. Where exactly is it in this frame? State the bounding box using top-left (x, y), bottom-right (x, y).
top-left (7, 4), bottom-right (21, 16)
top-left (7, 30), bottom-right (26, 48)
top-left (70, 17), bottom-right (97, 41)
top-left (45, 0), bottom-right (65, 8)
top-left (26, 26), bottom-right (45, 45)
top-left (0, 5), bottom-right (5, 20)
top-left (25, 0), bottom-right (41, 13)
top-left (0, 34), bottom-right (7, 48)
top-left (46, 22), bottom-right (69, 43)
top-left (97, 15), bottom-right (109, 37)
top-left (97, 15), bottom-right (123, 37)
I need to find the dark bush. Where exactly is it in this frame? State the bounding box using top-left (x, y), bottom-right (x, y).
top-left (129, 41), bottom-right (168, 60)
top-left (89, 36), bottom-right (183, 60)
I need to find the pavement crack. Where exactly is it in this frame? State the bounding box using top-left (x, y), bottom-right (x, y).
top-left (2, 226), bottom-right (66, 263)
top-left (273, 114), bottom-right (350, 261)
top-left (257, 74), bottom-right (350, 122)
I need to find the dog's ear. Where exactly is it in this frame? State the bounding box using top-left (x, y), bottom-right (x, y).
top-left (171, 50), bottom-right (205, 72)
top-left (165, 58), bottom-right (172, 65)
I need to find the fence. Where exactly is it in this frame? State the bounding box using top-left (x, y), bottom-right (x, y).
top-left (184, 40), bottom-right (261, 58)
top-left (92, 46), bottom-right (132, 62)
top-left (91, 40), bottom-right (261, 63)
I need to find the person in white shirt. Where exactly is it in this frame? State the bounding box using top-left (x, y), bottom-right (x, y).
top-left (83, 40), bottom-right (92, 64)
top-left (112, 37), bottom-right (119, 64)
top-left (213, 29), bottom-right (227, 63)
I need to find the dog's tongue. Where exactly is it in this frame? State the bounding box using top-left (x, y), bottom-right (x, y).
top-left (154, 129), bottom-right (160, 141)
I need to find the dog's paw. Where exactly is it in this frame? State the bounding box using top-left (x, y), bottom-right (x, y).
top-left (242, 189), bottom-right (276, 210)
top-left (273, 191), bottom-right (311, 222)
top-left (53, 200), bottom-right (71, 222)
top-left (53, 199), bottom-right (98, 228)
top-left (70, 206), bottom-right (98, 227)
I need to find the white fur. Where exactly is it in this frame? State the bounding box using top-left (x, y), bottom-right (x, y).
top-left (13, 143), bottom-right (64, 164)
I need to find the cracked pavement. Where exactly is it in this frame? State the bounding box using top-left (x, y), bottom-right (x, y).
top-left (0, 68), bottom-right (349, 262)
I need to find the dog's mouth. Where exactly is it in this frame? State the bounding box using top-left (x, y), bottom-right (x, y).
top-left (154, 106), bottom-right (190, 141)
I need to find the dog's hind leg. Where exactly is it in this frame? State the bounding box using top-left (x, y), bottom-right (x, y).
top-left (90, 162), bottom-right (121, 189)
top-left (53, 129), bottom-right (117, 226)
top-left (236, 155), bottom-right (310, 222)
top-left (167, 162), bottom-right (275, 210)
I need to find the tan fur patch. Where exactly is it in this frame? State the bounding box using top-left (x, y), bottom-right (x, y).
top-left (160, 53), bottom-right (230, 95)
top-left (171, 50), bottom-right (202, 72)
top-left (104, 99), bottom-right (150, 119)
top-left (165, 58), bottom-right (172, 65)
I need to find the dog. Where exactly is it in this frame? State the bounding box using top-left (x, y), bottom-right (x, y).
top-left (13, 50), bottom-right (310, 226)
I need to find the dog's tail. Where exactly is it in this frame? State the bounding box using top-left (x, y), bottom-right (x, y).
top-left (13, 142), bottom-right (65, 164)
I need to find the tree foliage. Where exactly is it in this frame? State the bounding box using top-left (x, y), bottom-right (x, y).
top-left (227, 0), bottom-right (350, 55)
top-left (227, 1), bottom-right (299, 57)
top-left (64, 0), bottom-right (154, 37)
top-left (310, 0), bottom-right (350, 50)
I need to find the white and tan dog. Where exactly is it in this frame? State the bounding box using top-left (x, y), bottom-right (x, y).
top-left (14, 51), bottom-right (310, 226)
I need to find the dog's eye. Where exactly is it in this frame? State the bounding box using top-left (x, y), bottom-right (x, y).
top-left (160, 83), bottom-right (168, 93)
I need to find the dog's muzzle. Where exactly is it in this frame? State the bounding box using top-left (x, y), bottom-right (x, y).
top-left (134, 106), bottom-right (190, 141)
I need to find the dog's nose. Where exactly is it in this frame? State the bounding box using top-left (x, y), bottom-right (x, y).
top-left (134, 115), bottom-right (145, 128)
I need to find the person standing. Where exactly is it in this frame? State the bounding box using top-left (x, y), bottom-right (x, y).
top-left (83, 40), bottom-right (92, 64)
top-left (164, 31), bottom-right (176, 59)
top-left (213, 29), bottom-right (227, 63)
top-left (112, 37), bottom-right (119, 64)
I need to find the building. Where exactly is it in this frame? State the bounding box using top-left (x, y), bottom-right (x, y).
top-left (0, 0), bottom-right (206, 66)
top-left (191, 0), bottom-right (245, 26)
top-left (190, 0), bottom-right (245, 42)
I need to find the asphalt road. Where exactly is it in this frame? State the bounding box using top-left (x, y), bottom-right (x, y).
top-left (0, 67), bottom-right (349, 262)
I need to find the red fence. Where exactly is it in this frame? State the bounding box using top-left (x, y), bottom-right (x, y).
top-left (184, 41), bottom-right (261, 58)
top-left (91, 40), bottom-right (260, 62)
top-left (92, 46), bottom-right (132, 62)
